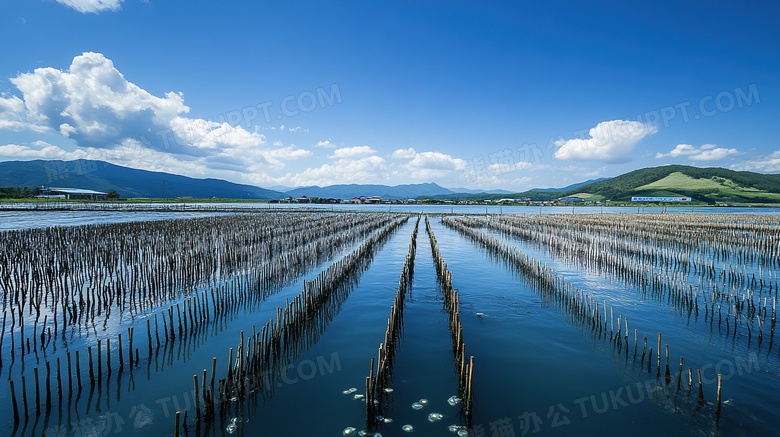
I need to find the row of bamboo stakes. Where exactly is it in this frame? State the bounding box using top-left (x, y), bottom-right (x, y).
top-left (171, 216), bottom-right (409, 435)
top-left (364, 217), bottom-right (420, 428)
top-left (3, 213), bottom-right (400, 430)
top-left (461, 214), bottom-right (778, 352)
top-left (442, 216), bottom-right (726, 423)
top-left (0, 213), bottom-right (388, 366)
top-left (425, 217), bottom-right (475, 421)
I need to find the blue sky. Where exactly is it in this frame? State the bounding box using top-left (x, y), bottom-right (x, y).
top-left (1, 0), bottom-right (778, 191)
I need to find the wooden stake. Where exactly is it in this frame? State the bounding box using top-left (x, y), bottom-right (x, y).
top-left (716, 373), bottom-right (723, 415)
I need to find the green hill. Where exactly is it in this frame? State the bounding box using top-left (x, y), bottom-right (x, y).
top-left (568, 165), bottom-right (780, 203)
top-left (426, 165), bottom-right (780, 204)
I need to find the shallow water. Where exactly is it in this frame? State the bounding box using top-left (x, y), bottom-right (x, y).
top-left (1, 204), bottom-right (779, 231)
top-left (0, 211), bottom-right (777, 436)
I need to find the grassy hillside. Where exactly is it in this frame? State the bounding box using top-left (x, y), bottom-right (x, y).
top-left (566, 165), bottom-right (780, 202)
top-left (426, 165), bottom-right (779, 204)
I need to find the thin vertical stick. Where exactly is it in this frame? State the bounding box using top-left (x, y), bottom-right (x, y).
top-left (716, 374), bottom-right (722, 417)
top-left (194, 374), bottom-right (201, 420)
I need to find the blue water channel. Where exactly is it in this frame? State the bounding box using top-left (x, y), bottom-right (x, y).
top-left (0, 210), bottom-right (777, 436)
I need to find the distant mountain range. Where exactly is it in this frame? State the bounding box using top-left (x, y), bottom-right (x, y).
top-left (1, 160), bottom-right (778, 204)
top-left (0, 160), bottom-right (493, 200)
top-left (445, 187), bottom-right (513, 195)
top-left (0, 159), bottom-right (283, 199)
top-left (285, 182), bottom-right (454, 199)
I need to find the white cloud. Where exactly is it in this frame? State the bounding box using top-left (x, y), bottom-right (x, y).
top-left (0, 95), bottom-right (24, 116)
top-left (314, 140), bottom-right (335, 148)
top-left (655, 143), bottom-right (696, 158)
top-left (330, 146), bottom-right (376, 159)
top-left (55, 0), bottom-right (122, 13)
top-left (731, 150), bottom-right (780, 173)
top-left (0, 94), bottom-right (48, 132)
top-left (391, 148), bottom-right (416, 159)
top-left (263, 146), bottom-right (312, 162)
top-left (554, 120), bottom-right (657, 163)
top-left (0, 52), bottom-right (316, 179)
top-left (275, 156), bottom-right (388, 187)
top-left (401, 150), bottom-right (466, 180)
top-left (9, 52), bottom-right (188, 148)
top-left (656, 143), bottom-right (739, 161)
top-left (0, 143), bottom-right (60, 158)
top-left (690, 148), bottom-right (739, 161)
top-left (169, 117), bottom-right (264, 151)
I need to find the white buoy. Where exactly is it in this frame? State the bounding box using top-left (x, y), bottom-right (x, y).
top-left (402, 424), bottom-right (414, 432)
top-left (411, 402), bottom-right (423, 410)
top-left (419, 399), bottom-right (429, 406)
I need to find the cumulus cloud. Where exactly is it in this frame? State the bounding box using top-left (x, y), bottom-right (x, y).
top-left (329, 146), bottom-right (376, 159)
top-left (0, 94), bottom-right (48, 132)
top-left (554, 120), bottom-right (657, 163)
top-left (56, 0), bottom-right (123, 13)
top-left (690, 148), bottom-right (739, 161)
top-left (9, 52), bottom-right (188, 148)
top-left (314, 140), bottom-right (335, 148)
top-left (0, 142), bottom-right (72, 159)
top-left (263, 146), bottom-right (312, 162)
top-left (0, 52), bottom-right (312, 178)
top-left (267, 147), bottom-right (470, 187)
top-left (655, 143), bottom-right (739, 161)
top-left (731, 150), bottom-right (780, 173)
top-left (398, 150), bottom-right (466, 179)
top-left (391, 148), bottom-right (417, 159)
top-left (275, 156), bottom-right (388, 187)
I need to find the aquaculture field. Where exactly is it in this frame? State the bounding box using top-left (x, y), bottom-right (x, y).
top-left (0, 211), bottom-right (778, 436)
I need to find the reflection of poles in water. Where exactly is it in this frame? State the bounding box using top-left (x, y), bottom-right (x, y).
top-left (198, 216), bottom-right (408, 432)
top-left (443, 214), bottom-right (741, 425)
top-left (425, 217), bottom-right (475, 423)
top-left (10, 380), bottom-right (20, 424)
top-left (365, 218), bottom-right (420, 429)
top-left (5, 212), bottom-right (408, 429)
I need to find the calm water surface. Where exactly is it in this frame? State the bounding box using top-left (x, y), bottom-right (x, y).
top-left (0, 209), bottom-right (777, 436)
